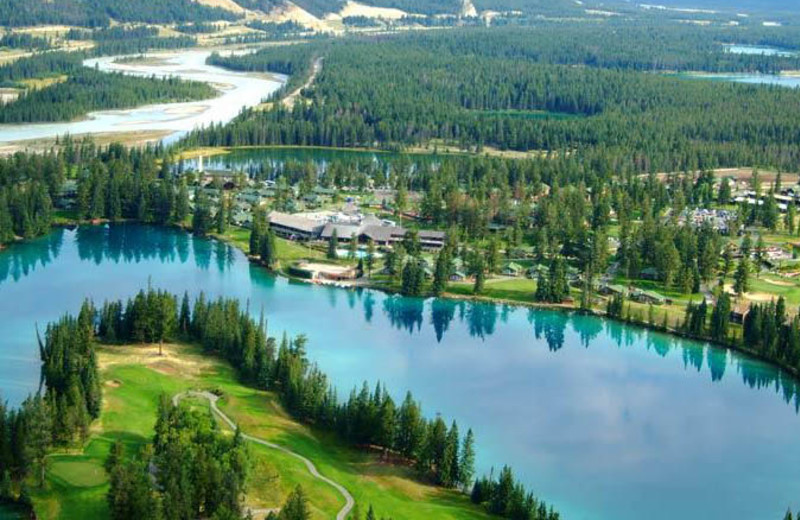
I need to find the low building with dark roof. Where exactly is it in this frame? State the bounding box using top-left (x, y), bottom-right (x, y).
top-left (268, 211), bottom-right (325, 241)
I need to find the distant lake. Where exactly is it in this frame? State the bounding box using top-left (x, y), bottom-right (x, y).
top-left (180, 146), bottom-right (444, 176)
top-left (697, 73), bottom-right (800, 88)
top-left (2, 224), bottom-right (800, 519)
top-left (725, 44), bottom-right (798, 57)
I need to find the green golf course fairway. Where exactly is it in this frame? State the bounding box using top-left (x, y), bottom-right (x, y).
top-left (29, 343), bottom-right (490, 520)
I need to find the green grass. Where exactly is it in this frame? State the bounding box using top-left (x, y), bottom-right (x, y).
top-left (745, 275), bottom-right (800, 305)
top-left (447, 277), bottom-right (539, 304)
top-left (30, 343), bottom-right (489, 520)
top-left (212, 227), bottom-right (324, 266)
top-left (47, 460), bottom-right (106, 488)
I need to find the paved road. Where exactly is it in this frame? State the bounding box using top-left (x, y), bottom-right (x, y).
top-left (173, 390), bottom-right (355, 520)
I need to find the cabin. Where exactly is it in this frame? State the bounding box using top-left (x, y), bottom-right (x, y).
top-left (730, 302), bottom-right (750, 324)
top-left (599, 284), bottom-right (628, 297)
top-left (501, 262), bottom-right (524, 277)
top-left (630, 289), bottom-right (666, 305)
top-left (639, 267), bottom-right (660, 281)
top-left (449, 271), bottom-right (467, 282)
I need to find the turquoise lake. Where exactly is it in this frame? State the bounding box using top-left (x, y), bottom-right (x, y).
top-left (2, 224), bottom-right (800, 520)
top-left (180, 146), bottom-right (442, 176)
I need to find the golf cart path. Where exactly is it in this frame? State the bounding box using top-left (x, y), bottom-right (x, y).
top-left (173, 390), bottom-right (355, 520)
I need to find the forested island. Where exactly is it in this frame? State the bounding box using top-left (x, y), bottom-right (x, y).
top-left (0, 69), bottom-right (215, 123)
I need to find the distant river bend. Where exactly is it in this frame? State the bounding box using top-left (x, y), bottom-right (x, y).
top-left (0, 49), bottom-right (286, 147)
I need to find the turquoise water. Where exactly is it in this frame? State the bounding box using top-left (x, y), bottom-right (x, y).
top-left (725, 44), bottom-right (798, 57)
top-left (180, 146), bottom-right (442, 174)
top-left (2, 224), bottom-right (800, 519)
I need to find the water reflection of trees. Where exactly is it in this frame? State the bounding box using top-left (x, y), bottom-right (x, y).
top-left (383, 295), bottom-right (424, 334)
top-left (375, 295), bottom-right (800, 412)
top-left (467, 302), bottom-right (498, 339)
top-left (0, 222), bottom-right (239, 280)
top-left (431, 299), bottom-right (456, 342)
top-left (74, 224), bottom-right (237, 273)
top-left (0, 229), bottom-right (63, 283)
top-left (527, 309), bottom-right (567, 351)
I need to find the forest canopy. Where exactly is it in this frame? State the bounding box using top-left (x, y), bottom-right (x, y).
top-left (189, 29), bottom-right (800, 173)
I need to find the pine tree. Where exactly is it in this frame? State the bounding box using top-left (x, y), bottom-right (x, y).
top-left (216, 194), bottom-right (227, 234)
top-left (261, 228), bottom-right (277, 269)
top-left (432, 250), bottom-right (449, 297)
top-left (348, 233), bottom-right (358, 260)
top-left (365, 238), bottom-right (376, 277)
top-left (459, 428), bottom-right (476, 492)
top-left (278, 486), bottom-right (310, 520)
top-left (327, 228), bottom-right (338, 260)
top-left (473, 256), bottom-right (485, 295)
top-left (192, 189), bottom-right (212, 237)
top-left (440, 421), bottom-right (459, 487)
top-left (734, 257), bottom-right (750, 295)
top-left (175, 180), bottom-right (190, 225)
top-left (179, 292), bottom-right (191, 335)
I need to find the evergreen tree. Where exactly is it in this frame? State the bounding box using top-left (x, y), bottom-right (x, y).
top-left (215, 193), bottom-right (227, 234)
top-left (432, 250), bottom-right (449, 297)
top-left (277, 485), bottom-right (310, 520)
top-left (260, 228), bottom-right (277, 270)
top-left (473, 256), bottom-right (485, 295)
top-left (175, 180), bottom-right (190, 224)
top-left (734, 257), bottom-right (750, 296)
top-left (459, 428), bottom-right (476, 492)
top-left (192, 189), bottom-right (212, 237)
top-left (327, 228), bottom-right (338, 260)
top-left (365, 238), bottom-right (376, 277)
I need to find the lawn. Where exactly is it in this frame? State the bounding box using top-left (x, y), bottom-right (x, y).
top-left (30, 343), bottom-right (489, 520)
top-left (213, 227), bottom-right (324, 266)
top-left (447, 277), bottom-right (539, 303)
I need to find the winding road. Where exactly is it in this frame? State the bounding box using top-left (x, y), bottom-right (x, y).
top-left (173, 390), bottom-right (355, 520)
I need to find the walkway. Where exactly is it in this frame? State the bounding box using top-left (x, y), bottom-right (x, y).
top-left (173, 390), bottom-right (355, 520)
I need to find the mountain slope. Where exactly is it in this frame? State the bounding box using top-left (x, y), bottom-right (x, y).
top-left (0, 0), bottom-right (239, 27)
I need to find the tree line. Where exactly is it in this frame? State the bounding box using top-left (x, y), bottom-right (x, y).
top-left (0, 68), bottom-right (215, 123)
top-left (0, 301), bottom-right (101, 506)
top-left (0, 0), bottom-right (239, 28)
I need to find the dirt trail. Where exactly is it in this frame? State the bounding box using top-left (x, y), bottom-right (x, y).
top-left (282, 57), bottom-right (323, 108)
top-left (173, 390), bottom-right (355, 520)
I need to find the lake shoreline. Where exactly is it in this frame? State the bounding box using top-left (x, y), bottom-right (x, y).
top-left (42, 217), bottom-right (800, 383)
top-left (4, 221), bottom-right (799, 520)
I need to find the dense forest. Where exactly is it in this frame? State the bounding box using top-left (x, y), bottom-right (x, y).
top-left (66, 26), bottom-right (196, 54)
top-left (0, 33), bottom-right (51, 50)
top-left (189, 29), bottom-right (800, 173)
top-left (0, 0), bottom-right (239, 28)
top-left (0, 69), bottom-right (215, 123)
top-left (0, 52), bottom-right (82, 88)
